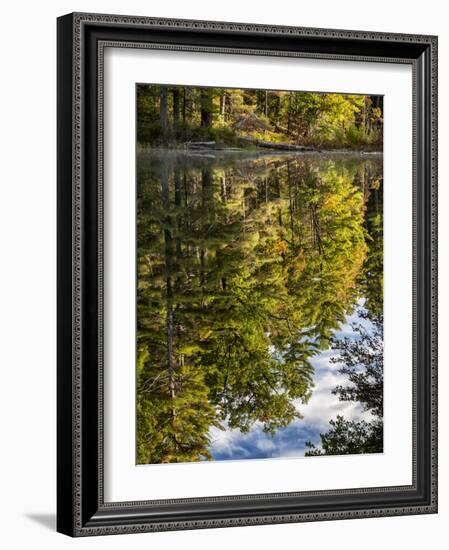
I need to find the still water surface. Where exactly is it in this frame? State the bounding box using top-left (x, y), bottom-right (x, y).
top-left (136, 149), bottom-right (383, 462)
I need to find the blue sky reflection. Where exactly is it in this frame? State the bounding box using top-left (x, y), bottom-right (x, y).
top-left (209, 302), bottom-right (373, 460)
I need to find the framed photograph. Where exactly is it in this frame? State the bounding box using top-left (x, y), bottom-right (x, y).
top-left (57, 12), bottom-right (438, 536)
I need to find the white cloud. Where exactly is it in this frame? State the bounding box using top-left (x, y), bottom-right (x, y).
top-left (208, 303), bottom-right (378, 460)
top-left (295, 350), bottom-right (371, 430)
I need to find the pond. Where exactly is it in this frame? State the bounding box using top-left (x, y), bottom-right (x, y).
top-left (136, 149), bottom-right (383, 463)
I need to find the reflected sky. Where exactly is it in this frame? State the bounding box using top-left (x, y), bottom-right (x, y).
top-left (209, 302), bottom-right (374, 460)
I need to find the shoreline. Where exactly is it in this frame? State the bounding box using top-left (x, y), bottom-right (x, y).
top-left (137, 145), bottom-right (383, 157)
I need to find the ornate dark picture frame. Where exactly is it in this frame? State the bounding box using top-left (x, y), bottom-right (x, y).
top-left (57, 12), bottom-right (438, 537)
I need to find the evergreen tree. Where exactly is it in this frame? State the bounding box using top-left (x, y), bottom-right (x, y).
top-left (136, 151), bottom-right (377, 463)
top-left (305, 312), bottom-right (383, 456)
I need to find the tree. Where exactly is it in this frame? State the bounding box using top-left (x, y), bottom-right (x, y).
top-left (172, 88), bottom-right (180, 129)
top-left (332, 312), bottom-right (383, 418)
top-left (305, 312), bottom-right (383, 456)
top-left (137, 84), bottom-right (383, 149)
top-left (159, 87), bottom-right (168, 131)
top-left (305, 415), bottom-right (383, 456)
top-left (136, 151), bottom-right (376, 463)
top-left (200, 88), bottom-right (213, 128)
top-left (137, 346), bottom-right (222, 464)
top-left (136, 156), bottom-right (224, 463)
top-left (359, 163), bottom-right (383, 316)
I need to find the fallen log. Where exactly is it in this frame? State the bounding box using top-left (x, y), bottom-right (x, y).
top-left (185, 141), bottom-right (216, 149)
top-left (238, 136), bottom-right (315, 151)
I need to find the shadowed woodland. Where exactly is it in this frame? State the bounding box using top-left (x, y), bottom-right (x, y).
top-left (137, 85), bottom-right (383, 151)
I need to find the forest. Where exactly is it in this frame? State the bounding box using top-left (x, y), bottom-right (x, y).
top-left (137, 85), bottom-right (383, 151)
top-left (136, 141), bottom-right (383, 463)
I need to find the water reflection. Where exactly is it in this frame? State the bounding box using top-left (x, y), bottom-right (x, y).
top-left (136, 150), bottom-right (383, 463)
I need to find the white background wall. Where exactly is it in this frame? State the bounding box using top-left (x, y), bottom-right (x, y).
top-left (0, 1), bottom-right (445, 548)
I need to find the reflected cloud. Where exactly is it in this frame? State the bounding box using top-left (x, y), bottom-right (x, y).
top-left (209, 308), bottom-right (374, 460)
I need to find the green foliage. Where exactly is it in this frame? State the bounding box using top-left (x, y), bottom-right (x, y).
top-left (137, 351), bottom-right (221, 464)
top-left (136, 151), bottom-right (381, 463)
top-left (305, 311), bottom-right (383, 456)
top-left (305, 416), bottom-right (383, 456)
top-left (361, 181), bottom-right (383, 316)
top-left (137, 85), bottom-right (383, 150)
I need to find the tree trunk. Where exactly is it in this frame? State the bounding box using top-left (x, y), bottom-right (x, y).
top-left (172, 88), bottom-right (180, 130)
top-left (166, 301), bottom-right (175, 402)
top-left (160, 87), bottom-right (168, 131)
top-left (287, 93), bottom-right (292, 133)
top-left (161, 167), bottom-right (175, 402)
top-left (220, 92), bottom-right (226, 120)
top-left (220, 175), bottom-right (227, 202)
top-left (199, 168), bottom-right (213, 290)
top-left (174, 169), bottom-right (182, 259)
top-left (274, 93), bottom-right (281, 122)
top-left (182, 88), bottom-right (187, 127)
top-left (287, 162), bottom-right (295, 245)
top-left (201, 89), bottom-right (213, 128)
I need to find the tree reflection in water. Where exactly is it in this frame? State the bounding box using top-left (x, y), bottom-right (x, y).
top-left (136, 151), bottom-right (383, 463)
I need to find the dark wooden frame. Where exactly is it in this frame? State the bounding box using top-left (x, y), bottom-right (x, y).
top-left (57, 12), bottom-right (438, 537)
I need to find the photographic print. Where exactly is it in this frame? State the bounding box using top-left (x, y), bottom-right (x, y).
top-left (57, 15), bottom-right (437, 534)
top-left (136, 84), bottom-right (384, 465)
